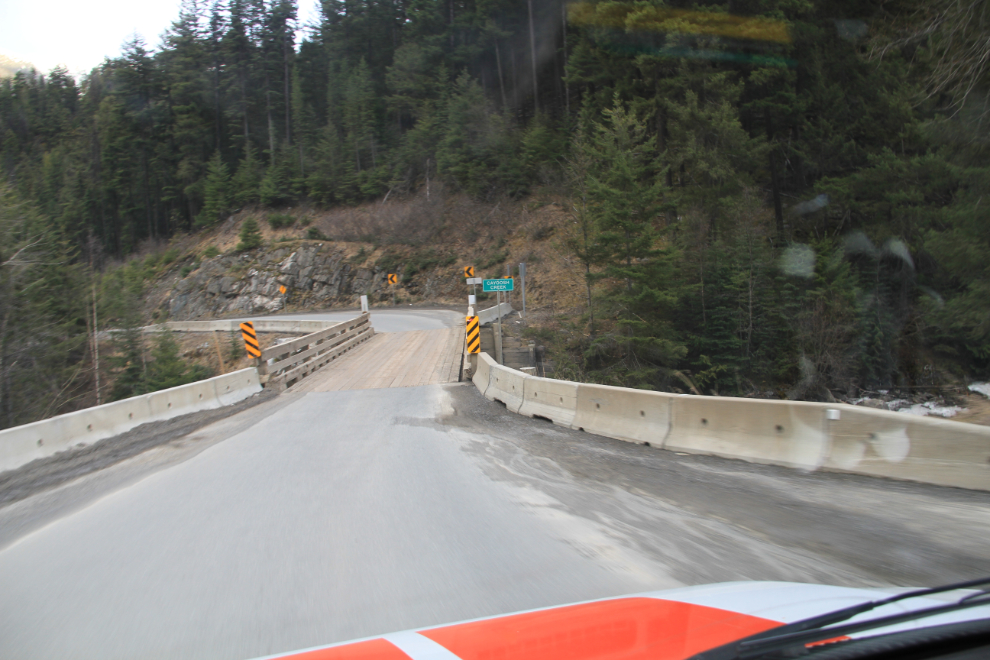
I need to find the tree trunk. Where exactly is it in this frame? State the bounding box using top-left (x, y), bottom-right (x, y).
top-left (510, 44), bottom-right (518, 110)
top-left (284, 39), bottom-right (291, 144)
top-left (265, 70), bottom-right (276, 156)
top-left (241, 68), bottom-right (250, 145)
top-left (766, 114), bottom-right (786, 242)
top-left (528, 0), bottom-right (539, 114)
top-left (91, 281), bottom-right (101, 406)
top-left (561, 0), bottom-right (569, 117)
top-left (495, 40), bottom-right (508, 112)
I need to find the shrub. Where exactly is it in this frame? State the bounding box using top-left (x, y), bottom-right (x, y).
top-left (267, 213), bottom-right (295, 229)
top-left (203, 246), bottom-right (220, 258)
top-left (478, 250), bottom-right (509, 269)
top-left (161, 247), bottom-right (180, 265)
top-left (180, 265), bottom-right (193, 278)
top-left (532, 225), bottom-right (555, 241)
top-left (306, 227), bottom-right (328, 240)
top-left (349, 246), bottom-right (368, 264)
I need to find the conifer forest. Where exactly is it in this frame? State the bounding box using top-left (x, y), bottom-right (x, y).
top-left (1, 0), bottom-right (989, 427)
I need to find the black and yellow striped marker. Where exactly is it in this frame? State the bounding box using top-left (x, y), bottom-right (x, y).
top-left (464, 266), bottom-right (475, 278)
top-left (387, 273), bottom-right (398, 285)
top-left (466, 316), bottom-right (480, 354)
top-left (240, 321), bottom-right (261, 358)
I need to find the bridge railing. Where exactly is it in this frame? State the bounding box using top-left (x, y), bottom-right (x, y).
top-left (258, 313), bottom-right (374, 389)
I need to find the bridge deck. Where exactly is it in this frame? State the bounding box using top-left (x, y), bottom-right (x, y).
top-left (291, 326), bottom-right (464, 392)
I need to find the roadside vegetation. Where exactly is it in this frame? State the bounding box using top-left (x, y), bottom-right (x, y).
top-left (1, 0), bottom-right (989, 426)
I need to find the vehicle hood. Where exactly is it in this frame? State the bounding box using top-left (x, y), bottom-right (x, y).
top-left (250, 581), bottom-right (988, 660)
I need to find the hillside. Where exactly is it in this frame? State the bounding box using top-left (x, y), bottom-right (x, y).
top-left (143, 189), bottom-right (588, 320)
top-left (2, 0), bottom-right (990, 429)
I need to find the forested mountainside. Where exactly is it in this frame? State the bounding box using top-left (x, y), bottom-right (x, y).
top-left (1, 0), bottom-right (989, 427)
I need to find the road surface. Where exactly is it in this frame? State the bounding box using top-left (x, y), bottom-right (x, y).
top-left (1, 309), bottom-right (987, 660)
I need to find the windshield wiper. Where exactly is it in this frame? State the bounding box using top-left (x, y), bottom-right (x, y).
top-left (689, 576), bottom-right (990, 660)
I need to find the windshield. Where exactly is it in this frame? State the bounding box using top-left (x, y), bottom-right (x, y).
top-left (0, 1), bottom-right (988, 659)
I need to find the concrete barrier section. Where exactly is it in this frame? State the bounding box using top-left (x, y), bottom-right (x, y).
top-left (0, 419), bottom-right (63, 472)
top-left (518, 377), bottom-right (578, 427)
top-left (472, 353), bottom-right (496, 398)
top-left (213, 369), bottom-right (263, 406)
top-left (477, 303), bottom-right (514, 325)
top-left (56, 396), bottom-right (153, 447)
top-left (666, 396), bottom-right (830, 470)
top-left (486, 364), bottom-right (527, 413)
top-left (825, 405), bottom-right (990, 490)
top-left (147, 379), bottom-right (222, 420)
top-left (140, 319), bottom-right (340, 334)
top-left (572, 384), bottom-right (675, 447)
top-left (0, 367), bottom-right (263, 474)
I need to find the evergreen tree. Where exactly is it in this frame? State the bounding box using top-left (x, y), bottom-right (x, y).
top-left (196, 150), bottom-right (231, 227)
top-left (232, 144), bottom-right (264, 206)
top-left (236, 216), bottom-right (263, 250)
top-left (110, 326), bottom-right (149, 400)
top-left (146, 331), bottom-right (211, 391)
top-left (582, 97), bottom-right (685, 388)
top-left (0, 185), bottom-right (88, 428)
top-left (259, 147), bottom-right (293, 206)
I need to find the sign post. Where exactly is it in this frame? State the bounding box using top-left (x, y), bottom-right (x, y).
top-left (505, 264), bottom-right (512, 305)
top-left (482, 279), bottom-right (514, 365)
top-left (496, 290), bottom-right (502, 364)
top-left (387, 273), bottom-right (398, 306)
top-left (519, 262), bottom-right (526, 319)
top-left (464, 266), bottom-right (476, 297)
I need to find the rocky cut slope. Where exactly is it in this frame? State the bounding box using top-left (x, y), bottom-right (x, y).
top-left (162, 243), bottom-right (384, 320)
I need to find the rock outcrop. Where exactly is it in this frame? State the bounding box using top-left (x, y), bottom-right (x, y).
top-left (164, 244), bottom-right (386, 320)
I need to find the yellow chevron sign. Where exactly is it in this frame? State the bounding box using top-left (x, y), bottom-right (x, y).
top-left (387, 273), bottom-right (398, 285)
top-left (464, 266), bottom-right (475, 278)
top-left (466, 316), bottom-right (480, 354)
top-left (239, 321), bottom-right (261, 358)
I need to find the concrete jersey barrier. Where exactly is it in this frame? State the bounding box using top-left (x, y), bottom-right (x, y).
top-left (472, 352), bottom-right (496, 398)
top-left (477, 303), bottom-right (514, 325)
top-left (140, 319), bottom-right (340, 334)
top-left (464, 354), bottom-right (990, 491)
top-left (486, 364), bottom-right (526, 413)
top-left (519, 377), bottom-right (579, 427)
top-left (0, 368), bottom-right (262, 474)
top-left (823, 405), bottom-right (990, 491)
top-left (665, 395), bottom-right (831, 470)
top-left (572, 384), bottom-right (675, 447)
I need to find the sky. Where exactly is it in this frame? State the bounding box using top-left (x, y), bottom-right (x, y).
top-left (0, 0), bottom-right (322, 78)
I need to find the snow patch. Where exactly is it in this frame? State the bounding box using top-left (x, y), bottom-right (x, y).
top-left (968, 382), bottom-right (990, 398)
top-left (894, 401), bottom-right (965, 418)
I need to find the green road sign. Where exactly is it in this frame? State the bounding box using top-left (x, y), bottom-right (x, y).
top-left (483, 278), bottom-right (514, 292)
